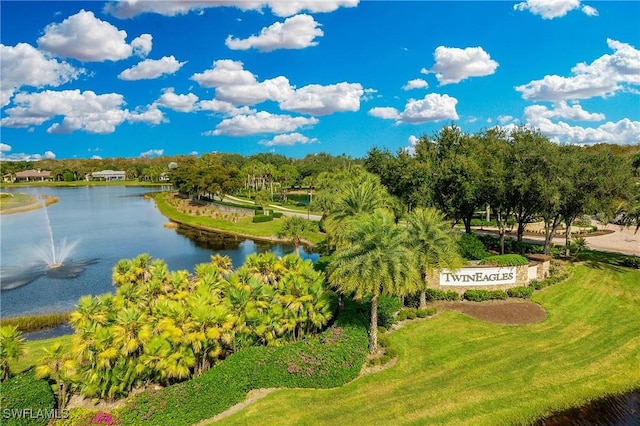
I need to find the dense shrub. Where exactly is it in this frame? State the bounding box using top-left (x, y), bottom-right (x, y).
top-left (376, 296), bottom-right (403, 328)
top-left (0, 370), bottom-right (56, 426)
top-left (506, 286), bottom-right (534, 299)
top-left (272, 212), bottom-right (283, 218)
top-left (118, 300), bottom-right (368, 426)
top-left (619, 256), bottom-right (640, 269)
top-left (457, 233), bottom-right (488, 260)
top-left (425, 288), bottom-right (460, 301)
top-left (416, 308), bottom-right (437, 318)
top-left (463, 289), bottom-right (508, 302)
top-left (252, 214), bottom-right (274, 223)
top-left (480, 254), bottom-right (528, 266)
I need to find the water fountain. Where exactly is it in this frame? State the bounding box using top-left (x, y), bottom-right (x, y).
top-left (0, 197), bottom-right (98, 291)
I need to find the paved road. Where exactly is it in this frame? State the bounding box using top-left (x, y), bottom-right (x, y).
top-left (222, 195), bottom-right (322, 221)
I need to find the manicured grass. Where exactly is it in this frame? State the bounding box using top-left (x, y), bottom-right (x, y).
top-left (0, 192), bottom-right (37, 210)
top-left (215, 265), bottom-right (640, 426)
top-left (8, 335), bottom-right (74, 375)
top-left (154, 192), bottom-right (325, 245)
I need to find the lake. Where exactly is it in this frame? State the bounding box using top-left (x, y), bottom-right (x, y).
top-left (0, 186), bottom-right (315, 317)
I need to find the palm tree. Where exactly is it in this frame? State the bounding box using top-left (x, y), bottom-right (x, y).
top-left (278, 216), bottom-right (312, 256)
top-left (0, 326), bottom-right (26, 381)
top-left (406, 208), bottom-right (464, 309)
top-left (36, 342), bottom-right (76, 408)
top-left (329, 211), bottom-right (419, 353)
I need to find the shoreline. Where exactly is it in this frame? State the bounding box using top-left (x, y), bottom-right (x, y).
top-left (0, 194), bottom-right (59, 215)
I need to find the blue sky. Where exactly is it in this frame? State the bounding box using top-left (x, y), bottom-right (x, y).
top-left (1, 0), bottom-right (639, 160)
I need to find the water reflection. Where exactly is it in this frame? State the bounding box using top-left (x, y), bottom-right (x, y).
top-left (535, 389), bottom-right (640, 425)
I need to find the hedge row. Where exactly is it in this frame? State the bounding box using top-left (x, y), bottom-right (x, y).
top-left (480, 254), bottom-right (529, 266)
top-left (252, 214), bottom-right (274, 223)
top-left (463, 289), bottom-right (508, 302)
top-left (0, 370), bottom-right (56, 426)
top-left (117, 301), bottom-right (368, 426)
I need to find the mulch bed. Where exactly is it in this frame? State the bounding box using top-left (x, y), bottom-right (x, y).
top-left (439, 300), bottom-right (547, 325)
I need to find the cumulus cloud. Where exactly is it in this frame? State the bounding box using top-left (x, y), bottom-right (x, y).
top-left (37, 10), bottom-right (151, 61)
top-left (118, 56), bottom-right (186, 81)
top-left (524, 101), bottom-right (605, 121)
top-left (516, 39), bottom-right (640, 101)
top-left (1, 89), bottom-right (163, 133)
top-left (105, 0), bottom-right (358, 18)
top-left (198, 99), bottom-right (254, 116)
top-left (0, 43), bottom-right (82, 107)
top-left (259, 132), bottom-right (318, 146)
top-left (514, 0), bottom-right (597, 19)
top-left (429, 46), bottom-right (499, 85)
top-left (404, 134), bottom-right (419, 155)
top-left (280, 82), bottom-right (363, 115)
top-left (498, 115), bottom-right (515, 124)
top-left (402, 79), bottom-right (429, 91)
top-left (523, 115), bottom-right (640, 145)
top-left (0, 146), bottom-right (56, 162)
top-left (128, 105), bottom-right (165, 125)
top-left (226, 14), bottom-right (323, 52)
top-left (131, 34), bottom-right (153, 57)
top-left (369, 94), bottom-right (459, 124)
top-left (192, 60), bottom-right (364, 114)
top-left (140, 149), bottom-right (164, 158)
top-left (209, 111), bottom-right (318, 136)
top-left (154, 88), bottom-right (199, 112)
top-left (368, 107), bottom-right (400, 120)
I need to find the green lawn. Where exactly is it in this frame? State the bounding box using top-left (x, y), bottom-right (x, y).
top-left (154, 192), bottom-right (325, 245)
top-left (215, 265), bottom-right (640, 425)
top-left (0, 192), bottom-right (37, 211)
top-left (8, 334), bottom-right (74, 375)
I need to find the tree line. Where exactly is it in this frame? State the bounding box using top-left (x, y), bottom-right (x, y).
top-left (364, 125), bottom-right (639, 255)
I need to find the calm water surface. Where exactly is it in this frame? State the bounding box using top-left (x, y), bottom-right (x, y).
top-left (0, 186), bottom-right (314, 317)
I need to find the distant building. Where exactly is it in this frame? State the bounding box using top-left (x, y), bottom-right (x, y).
top-left (13, 169), bottom-right (52, 182)
top-left (90, 170), bottom-right (126, 181)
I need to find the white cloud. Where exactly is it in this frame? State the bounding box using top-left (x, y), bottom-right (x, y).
top-left (581, 5), bottom-right (598, 16)
top-left (209, 111), bottom-right (318, 136)
top-left (0, 43), bottom-right (82, 107)
top-left (119, 56), bottom-right (186, 81)
top-left (404, 134), bottom-right (419, 155)
top-left (198, 99), bottom-right (254, 116)
top-left (280, 82), bottom-right (363, 115)
top-left (37, 10), bottom-right (151, 61)
top-left (259, 132), bottom-right (318, 146)
top-left (524, 101), bottom-right (605, 121)
top-left (131, 34), bottom-right (153, 57)
top-left (226, 14), bottom-right (323, 52)
top-left (127, 105), bottom-right (165, 125)
top-left (369, 94), bottom-right (459, 124)
top-left (514, 0), bottom-right (582, 19)
top-left (402, 79), bottom-right (429, 91)
top-left (105, 0), bottom-right (358, 18)
top-left (1, 89), bottom-right (163, 133)
top-left (516, 39), bottom-right (640, 101)
top-left (91, 155), bottom-right (103, 160)
top-left (155, 88), bottom-right (199, 112)
top-left (140, 149), bottom-right (164, 158)
top-left (522, 115), bottom-right (640, 145)
top-left (368, 107), bottom-right (400, 120)
top-left (498, 115), bottom-right (514, 124)
top-left (0, 147), bottom-right (56, 162)
top-left (430, 46), bottom-right (499, 85)
top-left (0, 143), bottom-right (12, 152)
top-left (192, 60), bottom-right (363, 114)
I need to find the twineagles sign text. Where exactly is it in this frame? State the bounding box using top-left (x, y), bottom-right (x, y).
top-left (440, 267), bottom-right (517, 286)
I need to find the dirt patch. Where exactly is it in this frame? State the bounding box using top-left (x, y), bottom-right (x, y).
top-left (439, 300), bottom-right (547, 325)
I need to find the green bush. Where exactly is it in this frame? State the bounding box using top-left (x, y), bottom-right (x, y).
top-left (0, 370), bottom-right (56, 426)
top-left (480, 254), bottom-right (528, 266)
top-left (376, 296), bottom-right (403, 328)
top-left (506, 286), bottom-right (534, 299)
top-left (416, 308), bottom-right (437, 318)
top-left (424, 288), bottom-right (460, 302)
top-left (403, 308), bottom-right (417, 320)
top-left (457, 234), bottom-right (488, 260)
top-left (272, 212), bottom-right (283, 218)
top-left (396, 311), bottom-right (407, 321)
top-left (252, 214), bottom-right (274, 223)
top-left (463, 289), bottom-right (508, 302)
top-left (619, 256), bottom-right (640, 269)
top-left (118, 301), bottom-right (368, 426)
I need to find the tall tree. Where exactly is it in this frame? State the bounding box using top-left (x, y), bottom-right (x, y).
top-left (278, 216), bottom-right (313, 256)
top-left (0, 326), bottom-right (25, 382)
top-left (329, 211), bottom-right (419, 353)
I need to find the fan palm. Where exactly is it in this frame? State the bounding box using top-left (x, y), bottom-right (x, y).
top-left (0, 326), bottom-right (25, 381)
top-left (278, 216), bottom-right (312, 256)
top-left (329, 211), bottom-right (419, 353)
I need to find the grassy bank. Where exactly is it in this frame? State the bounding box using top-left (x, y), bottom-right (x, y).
top-left (8, 334), bottom-right (74, 375)
top-left (153, 192), bottom-right (325, 246)
top-left (0, 193), bottom-right (58, 214)
top-left (216, 264), bottom-right (640, 425)
top-left (0, 312), bottom-right (70, 333)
